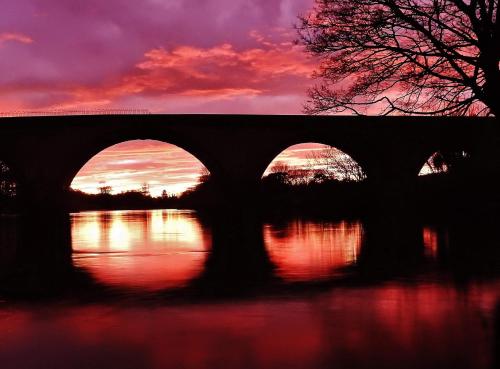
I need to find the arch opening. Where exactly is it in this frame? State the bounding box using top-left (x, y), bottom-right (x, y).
top-left (418, 150), bottom-right (471, 176)
top-left (260, 143), bottom-right (368, 215)
top-left (416, 149), bottom-right (480, 213)
top-left (69, 140), bottom-right (211, 211)
top-left (262, 143), bottom-right (367, 184)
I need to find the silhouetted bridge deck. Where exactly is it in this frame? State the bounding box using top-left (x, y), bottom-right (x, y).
top-left (0, 114), bottom-right (497, 212)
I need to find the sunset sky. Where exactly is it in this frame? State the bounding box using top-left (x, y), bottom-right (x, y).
top-left (1, 0), bottom-right (329, 194)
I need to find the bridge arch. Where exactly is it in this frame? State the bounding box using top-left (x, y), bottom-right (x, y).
top-left (59, 129), bottom-right (219, 191)
top-left (261, 142), bottom-right (368, 181)
top-left (0, 114), bottom-right (493, 213)
top-left (416, 146), bottom-right (474, 177)
top-left (69, 139), bottom-right (211, 196)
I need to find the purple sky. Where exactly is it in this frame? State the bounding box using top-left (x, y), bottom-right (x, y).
top-left (1, 0), bottom-right (324, 194)
top-left (1, 0), bottom-right (315, 113)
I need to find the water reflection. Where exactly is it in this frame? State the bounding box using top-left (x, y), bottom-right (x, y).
top-left (264, 220), bottom-right (363, 281)
top-left (423, 227), bottom-right (439, 258)
top-left (71, 210), bottom-right (211, 291)
top-left (2, 210), bottom-right (500, 368)
top-left (0, 282), bottom-right (498, 369)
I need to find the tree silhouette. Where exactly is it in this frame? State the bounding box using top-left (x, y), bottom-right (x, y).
top-left (307, 146), bottom-right (367, 181)
top-left (298, 0), bottom-right (499, 116)
top-left (98, 185), bottom-right (112, 195)
top-left (0, 161), bottom-right (16, 198)
top-left (422, 150), bottom-right (471, 174)
top-left (140, 182), bottom-right (150, 197)
top-left (198, 167), bottom-right (211, 184)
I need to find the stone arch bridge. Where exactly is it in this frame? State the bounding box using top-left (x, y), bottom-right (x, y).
top-left (0, 114), bottom-right (497, 212)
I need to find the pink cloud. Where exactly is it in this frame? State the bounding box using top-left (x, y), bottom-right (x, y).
top-left (137, 40), bottom-right (313, 80)
top-left (36, 34), bottom-right (316, 112)
top-left (0, 32), bottom-right (33, 45)
top-left (0, 0), bottom-right (314, 111)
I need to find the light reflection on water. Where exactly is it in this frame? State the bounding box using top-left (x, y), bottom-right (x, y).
top-left (264, 220), bottom-right (363, 281)
top-left (71, 210), bottom-right (370, 290)
top-left (72, 211), bottom-right (369, 289)
top-left (423, 226), bottom-right (441, 258)
top-left (0, 282), bottom-right (498, 369)
top-left (71, 211), bottom-right (446, 289)
top-left (71, 210), bottom-right (211, 290)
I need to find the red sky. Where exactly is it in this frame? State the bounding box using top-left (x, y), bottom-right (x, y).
top-left (1, 0), bottom-right (323, 194)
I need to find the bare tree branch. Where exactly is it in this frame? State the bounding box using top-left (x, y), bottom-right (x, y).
top-left (297, 0), bottom-right (499, 116)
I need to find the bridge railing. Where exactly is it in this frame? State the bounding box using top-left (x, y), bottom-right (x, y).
top-left (0, 109), bottom-right (150, 117)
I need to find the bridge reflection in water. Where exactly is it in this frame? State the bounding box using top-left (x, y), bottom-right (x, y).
top-left (1, 209), bottom-right (500, 294)
top-left (71, 210), bottom-right (211, 291)
top-left (264, 220), bottom-right (362, 282)
top-left (1, 209), bottom-right (500, 369)
top-left (71, 211), bottom-right (367, 289)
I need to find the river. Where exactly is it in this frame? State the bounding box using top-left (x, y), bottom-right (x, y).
top-left (0, 209), bottom-right (499, 369)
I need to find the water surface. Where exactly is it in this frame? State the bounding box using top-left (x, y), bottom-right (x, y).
top-left (1, 209), bottom-right (499, 369)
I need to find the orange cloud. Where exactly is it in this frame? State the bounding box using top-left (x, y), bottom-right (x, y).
top-left (40, 32), bottom-right (315, 111)
top-left (136, 41), bottom-right (313, 79)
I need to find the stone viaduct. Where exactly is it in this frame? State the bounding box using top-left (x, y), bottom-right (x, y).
top-left (0, 114), bottom-right (497, 212)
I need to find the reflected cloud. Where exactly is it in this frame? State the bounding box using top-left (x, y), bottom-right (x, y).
top-left (264, 220), bottom-right (363, 281)
top-left (423, 227), bottom-right (439, 259)
top-left (71, 210), bottom-right (211, 290)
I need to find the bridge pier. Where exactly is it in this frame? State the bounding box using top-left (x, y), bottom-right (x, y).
top-left (369, 175), bottom-right (418, 215)
top-left (191, 213), bottom-right (276, 295)
top-left (13, 175), bottom-right (73, 259)
top-left (362, 138), bottom-right (424, 216)
top-left (17, 179), bottom-right (69, 215)
top-left (211, 173), bottom-right (263, 213)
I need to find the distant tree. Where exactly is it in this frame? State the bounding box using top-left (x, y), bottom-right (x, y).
top-left (265, 161), bottom-right (292, 185)
top-left (270, 161), bottom-right (291, 174)
top-left (140, 183), bottom-right (150, 197)
top-left (161, 189), bottom-right (169, 198)
top-left (307, 146), bottom-right (367, 182)
top-left (98, 185), bottom-right (112, 195)
top-left (287, 168), bottom-right (312, 185)
top-left (198, 167), bottom-right (211, 184)
top-left (298, 0), bottom-right (499, 116)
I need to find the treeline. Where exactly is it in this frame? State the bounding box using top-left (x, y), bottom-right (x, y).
top-left (57, 167), bottom-right (500, 217)
top-left (259, 167), bottom-right (369, 217)
top-left (67, 172), bottom-right (368, 215)
top-left (67, 176), bottom-right (216, 212)
top-left (67, 189), bottom-right (176, 211)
